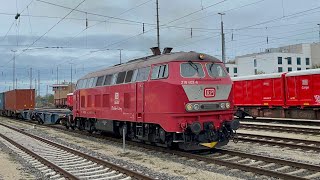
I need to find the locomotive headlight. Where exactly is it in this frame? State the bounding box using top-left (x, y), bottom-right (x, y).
top-left (186, 104), bottom-right (193, 111)
top-left (193, 104), bottom-right (200, 111)
top-left (220, 103), bottom-right (226, 109)
top-left (225, 102), bottom-right (231, 109)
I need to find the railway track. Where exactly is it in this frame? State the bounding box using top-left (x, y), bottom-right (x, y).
top-left (0, 122), bottom-right (153, 180)
top-left (239, 118), bottom-right (320, 127)
top-left (237, 133), bottom-right (320, 152)
top-left (3, 119), bottom-right (320, 180)
top-left (240, 123), bottom-right (320, 135)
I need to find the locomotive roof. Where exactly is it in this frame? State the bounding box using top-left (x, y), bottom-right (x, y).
top-left (81, 51), bottom-right (221, 79)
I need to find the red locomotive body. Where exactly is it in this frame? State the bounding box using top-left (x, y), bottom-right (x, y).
top-left (69, 50), bottom-right (238, 150)
top-left (233, 69), bottom-right (320, 119)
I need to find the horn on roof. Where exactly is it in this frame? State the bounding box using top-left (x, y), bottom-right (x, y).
top-left (150, 47), bottom-right (161, 56)
top-left (162, 47), bottom-right (173, 54)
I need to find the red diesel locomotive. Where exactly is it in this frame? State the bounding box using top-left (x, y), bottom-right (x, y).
top-left (68, 48), bottom-right (239, 150)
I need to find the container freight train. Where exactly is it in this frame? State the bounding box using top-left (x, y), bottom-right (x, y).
top-left (0, 89), bottom-right (35, 118)
top-left (232, 69), bottom-right (320, 120)
top-left (66, 48), bottom-right (239, 150)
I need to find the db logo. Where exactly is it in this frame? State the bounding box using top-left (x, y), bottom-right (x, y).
top-left (204, 88), bottom-right (216, 98)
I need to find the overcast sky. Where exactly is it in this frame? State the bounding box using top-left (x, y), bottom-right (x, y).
top-left (0, 0), bottom-right (320, 94)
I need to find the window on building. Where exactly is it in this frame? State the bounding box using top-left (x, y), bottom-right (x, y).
top-left (104, 75), bottom-right (113, 85)
top-left (306, 68), bottom-right (310, 70)
top-left (180, 63), bottom-right (204, 78)
top-left (136, 67), bottom-right (150, 81)
top-left (234, 67), bottom-right (238, 74)
top-left (278, 67), bottom-right (283, 72)
top-left (288, 67), bottom-right (292, 72)
top-left (254, 59), bottom-right (257, 67)
top-left (116, 71), bottom-right (126, 84)
top-left (297, 57), bottom-right (301, 65)
top-left (278, 57), bottom-right (282, 64)
top-left (254, 69), bottom-right (258, 75)
top-left (287, 57), bottom-right (292, 65)
top-left (96, 76), bottom-right (105, 86)
top-left (297, 67), bottom-right (301, 71)
top-left (306, 58), bottom-right (310, 65)
top-left (226, 67), bottom-right (229, 73)
top-left (151, 64), bottom-right (169, 79)
top-left (234, 75), bottom-right (237, 77)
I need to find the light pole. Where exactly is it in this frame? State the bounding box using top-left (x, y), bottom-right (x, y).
top-left (118, 49), bottom-right (123, 64)
top-left (218, 13), bottom-right (226, 64)
top-left (11, 50), bottom-right (17, 90)
top-left (317, 24), bottom-right (320, 43)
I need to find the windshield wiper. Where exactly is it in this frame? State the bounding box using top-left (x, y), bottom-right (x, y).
top-left (209, 62), bottom-right (215, 72)
top-left (188, 61), bottom-right (199, 74)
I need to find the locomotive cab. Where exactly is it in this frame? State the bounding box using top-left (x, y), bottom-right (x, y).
top-left (145, 54), bottom-right (238, 150)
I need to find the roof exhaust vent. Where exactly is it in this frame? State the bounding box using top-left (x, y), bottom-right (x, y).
top-left (150, 47), bottom-right (161, 56)
top-left (162, 47), bottom-right (173, 54)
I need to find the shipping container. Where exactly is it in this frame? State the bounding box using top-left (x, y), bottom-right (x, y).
top-left (5, 89), bottom-right (35, 112)
top-left (285, 69), bottom-right (320, 107)
top-left (0, 92), bottom-right (5, 110)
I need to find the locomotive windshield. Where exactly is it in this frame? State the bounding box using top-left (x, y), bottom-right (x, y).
top-left (206, 63), bottom-right (227, 78)
top-left (180, 62), bottom-right (205, 78)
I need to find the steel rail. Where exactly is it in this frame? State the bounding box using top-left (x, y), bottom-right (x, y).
top-left (238, 118), bottom-right (320, 126)
top-left (0, 133), bottom-right (78, 180)
top-left (240, 123), bottom-right (320, 135)
top-left (237, 133), bottom-right (320, 151)
top-left (1, 118), bottom-right (318, 180)
top-left (0, 122), bottom-right (154, 180)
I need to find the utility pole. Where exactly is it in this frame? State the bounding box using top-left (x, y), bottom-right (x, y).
top-left (70, 63), bottom-right (73, 85)
top-left (318, 24), bottom-right (320, 43)
top-left (34, 78), bottom-right (37, 96)
top-left (11, 50), bottom-right (17, 89)
top-left (46, 85), bottom-right (48, 95)
top-left (38, 70), bottom-right (40, 96)
top-left (15, 78), bottom-right (17, 89)
top-left (218, 13), bottom-right (226, 63)
top-left (156, 0), bottom-right (160, 49)
top-left (118, 49), bottom-right (123, 64)
top-left (30, 68), bottom-right (32, 89)
top-left (56, 66), bottom-right (59, 84)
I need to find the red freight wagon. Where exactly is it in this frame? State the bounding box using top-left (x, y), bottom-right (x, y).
top-left (68, 49), bottom-right (239, 150)
top-left (67, 93), bottom-right (73, 109)
top-left (5, 89), bottom-right (35, 117)
top-left (233, 69), bottom-right (320, 119)
top-left (285, 69), bottom-right (320, 107)
top-left (232, 73), bottom-right (286, 118)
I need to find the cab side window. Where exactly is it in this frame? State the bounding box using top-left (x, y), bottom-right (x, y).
top-left (151, 64), bottom-right (168, 79)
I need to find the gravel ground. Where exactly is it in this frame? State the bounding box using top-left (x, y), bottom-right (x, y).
top-left (0, 139), bottom-right (41, 180)
top-left (3, 117), bottom-right (318, 180)
top-left (0, 118), bottom-right (249, 180)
